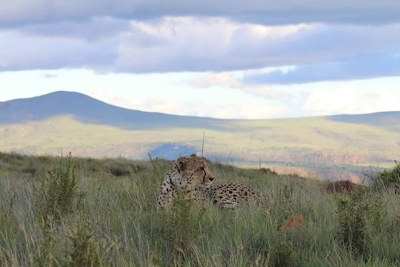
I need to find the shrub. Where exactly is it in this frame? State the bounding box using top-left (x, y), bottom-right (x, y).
top-left (259, 167), bottom-right (278, 175)
top-left (268, 238), bottom-right (296, 267)
top-left (103, 160), bottom-right (131, 177)
top-left (35, 152), bottom-right (86, 221)
top-left (35, 216), bottom-right (102, 267)
top-left (35, 217), bottom-right (58, 267)
top-left (336, 190), bottom-right (385, 259)
top-left (158, 190), bottom-right (205, 264)
top-left (370, 162), bottom-right (400, 193)
top-left (65, 220), bottom-right (102, 267)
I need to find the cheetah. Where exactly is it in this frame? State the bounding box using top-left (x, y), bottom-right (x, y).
top-left (156, 154), bottom-right (263, 209)
top-left (156, 153), bottom-right (214, 209)
top-left (204, 183), bottom-right (263, 209)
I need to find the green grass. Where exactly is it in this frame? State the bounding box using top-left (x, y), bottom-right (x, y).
top-left (0, 152), bottom-right (400, 266)
top-left (1, 115), bottom-right (398, 181)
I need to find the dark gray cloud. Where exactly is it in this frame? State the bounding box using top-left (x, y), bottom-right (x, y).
top-left (19, 17), bottom-right (131, 41)
top-left (1, 0), bottom-right (400, 26)
top-left (233, 8), bottom-right (400, 26)
top-left (243, 53), bottom-right (400, 84)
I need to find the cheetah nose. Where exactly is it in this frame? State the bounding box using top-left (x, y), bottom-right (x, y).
top-left (209, 177), bottom-right (214, 182)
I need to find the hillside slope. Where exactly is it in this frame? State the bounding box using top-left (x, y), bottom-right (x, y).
top-left (1, 91), bottom-right (400, 181)
top-left (328, 112), bottom-right (400, 132)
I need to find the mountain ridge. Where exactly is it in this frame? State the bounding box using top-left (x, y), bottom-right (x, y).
top-left (0, 91), bottom-right (228, 130)
top-left (2, 91), bottom-right (400, 129)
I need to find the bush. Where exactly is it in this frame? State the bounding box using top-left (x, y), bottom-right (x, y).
top-left (35, 216), bottom-right (102, 267)
top-left (268, 238), bottom-right (296, 267)
top-left (158, 190), bottom-right (205, 264)
top-left (371, 162), bottom-right (400, 193)
top-left (35, 152), bottom-right (86, 221)
top-left (336, 190), bottom-right (385, 259)
top-left (65, 220), bottom-right (102, 267)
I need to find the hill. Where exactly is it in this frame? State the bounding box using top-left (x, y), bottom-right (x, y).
top-left (1, 91), bottom-right (400, 182)
top-left (329, 112), bottom-right (400, 132)
top-left (0, 91), bottom-right (227, 130)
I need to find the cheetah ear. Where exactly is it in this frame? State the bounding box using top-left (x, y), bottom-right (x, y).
top-left (175, 158), bottom-right (186, 173)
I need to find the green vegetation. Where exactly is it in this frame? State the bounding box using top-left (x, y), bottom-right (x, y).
top-left (1, 152), bottom-right (400, 266)
top-left (1, 114), bottom-right (399, 181)
top-left (370, 161), bottom-right (400, 193)
top-left (35, 152), bottom-right (85, 221)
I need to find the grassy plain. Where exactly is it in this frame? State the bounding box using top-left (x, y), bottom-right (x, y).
top-left (0, 152), bottom-right (399, 266)
top-left (1, 115), bottom-right (399, 181)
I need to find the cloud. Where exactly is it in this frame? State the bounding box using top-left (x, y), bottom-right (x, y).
top-left (0, 29), bottom-right (118, 71)
top-left (191, 73), bottom-right (241, 88)
top-left (302, 89), bottom-right (400, 115)
top-left (240, 88), bottom-right (297, 102)
top-left (243, 53), bottom-right (400, 84)
top-left (0, 17), bottom-right (313, 72)
top-left (42, 73), bottom-right (58, 79)
top-left (18, 17), bottom-right (131, 41)
top-left (1, 16), bottom-right (400, 85)
top-left (112, 19), bottom-right (400, 74)
top-left (190, 72), bottom-right (297, 102)
top-left (1, 0), bottom-right (400, 26)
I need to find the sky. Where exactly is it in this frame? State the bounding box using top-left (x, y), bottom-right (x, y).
top-left (0, 1), bottom-right (399, 119)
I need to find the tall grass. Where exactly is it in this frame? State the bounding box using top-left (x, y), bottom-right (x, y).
top-left (0, 152), bottom-right (399, 266)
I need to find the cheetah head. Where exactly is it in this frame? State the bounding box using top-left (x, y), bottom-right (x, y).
top-left (173, 153), bottom-right (214, 191)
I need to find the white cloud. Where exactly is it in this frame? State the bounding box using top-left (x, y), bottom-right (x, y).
top-left (147, 97), bottom-right (291, 119)
top-left (191, 73), bottom-right (241, 88)
top-left (82, 90), bottom-right (290, 119)
top-left (115, 18), bottom-right (329, 73)
top-left (239, 88), bottom-right (296, 102)
top-left (42, 73), bottom-right (58, 79)
top-left (190, 71), bottom-right (299, 102)
top-left (302, 88), bottom-right (400, 115)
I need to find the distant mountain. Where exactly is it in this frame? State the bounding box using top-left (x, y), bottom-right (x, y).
top-left (328, 112), bottom-right (400, 132)
top-left (0, 91), bottom-right (227, 130)
top-left (2, 91), bottom-right (400, 131)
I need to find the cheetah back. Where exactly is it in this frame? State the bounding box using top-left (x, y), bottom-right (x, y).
top-left (206, 183), bottom-right (262, 209)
